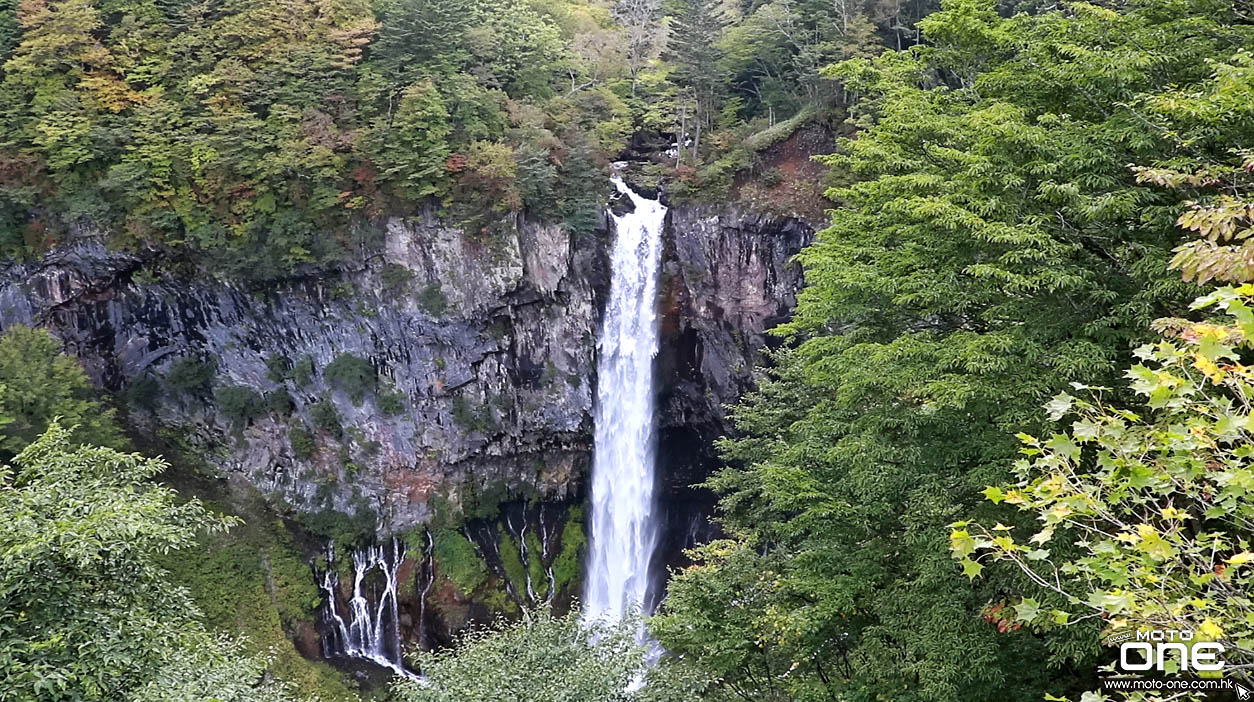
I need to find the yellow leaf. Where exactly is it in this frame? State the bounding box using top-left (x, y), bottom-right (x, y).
top-left (1199, 618), bottom-right (1224, 641)
top-left (1228, 552), bottom-right (1254, 566)
top-left (1194, 354), bottom-right (1224, 383)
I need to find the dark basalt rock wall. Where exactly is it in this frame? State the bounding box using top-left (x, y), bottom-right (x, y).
top-left (0, 203), bottom-right (810, 541)
top-left (650, 206), bottom-right (811, 592)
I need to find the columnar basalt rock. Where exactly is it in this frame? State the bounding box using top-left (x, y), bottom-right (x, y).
top-left (0, 204), bottom-right (809, 537)
top-left (651, 205), bottom-right (812, 585)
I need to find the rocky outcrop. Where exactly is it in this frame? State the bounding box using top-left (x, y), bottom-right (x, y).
top-left (0, 202), bottom-right (809, 535)
top-left (0, 213), bottom-right (605, 529)
top-left (650, 207), bottom-right (811, 583)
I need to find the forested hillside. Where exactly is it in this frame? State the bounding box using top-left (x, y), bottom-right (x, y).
top-left (654, 1), bottom-right (1254, 700)
top-left (0, 0), bottom-right (926, 276)
top-left (4, 0), bottom-right (1254, 700)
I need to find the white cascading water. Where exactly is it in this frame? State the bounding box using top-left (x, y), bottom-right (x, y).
top-left (318, 538), bottom-right (422, 681)
top-left (583, 177), bottom-right (667, 625)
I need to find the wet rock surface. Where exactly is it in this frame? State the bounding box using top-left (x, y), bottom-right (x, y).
top-left (651, 205), bottom-right (811, 586)
top-left (0, 204), bottom-right (809, 535)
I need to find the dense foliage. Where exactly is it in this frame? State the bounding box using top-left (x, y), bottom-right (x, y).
top-left (0, 0), bottom-right (929, 277)
top-left (0, 424), bottom-right (308, 702)
top-left (652, 0), bottom-right (1254, 700)
top-left (0, 316), bottom-right (328, 700)
top-left (953, 286), bottom-right (1254, 694)
top-left (0, 324), bottom-right (121, 457)
top-left (953, 73), bottom-right (1254, 699)
top-left (391, 609), bottom-right (706, 702)
top-left (11, 0), bottom-right (1254, 699)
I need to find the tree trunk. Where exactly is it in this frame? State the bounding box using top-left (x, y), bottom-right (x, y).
top-left (693, 104), bottom-right (702, 165)
top-left (677, 103), bottom-right (687, 168)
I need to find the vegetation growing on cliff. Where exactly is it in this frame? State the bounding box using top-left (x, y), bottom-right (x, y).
top-left (0, 324), bottom-right (122, 457)
top-left (161, 486), bottom-right (361, 701)
top-left (0, 0), bottom-right (927, 276)
top-left (10, 0), bottom-right (1254, 699)
top-left (653, 1), bottom-right (1254, 700)
top-left (432, 527), bottom-right (490, 596)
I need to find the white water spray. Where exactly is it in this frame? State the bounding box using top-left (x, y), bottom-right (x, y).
top-left (318, 538), bottom-right (422, 681)
top-left (583, 178), bottom-right (667, 624)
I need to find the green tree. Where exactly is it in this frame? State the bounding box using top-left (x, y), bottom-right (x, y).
top-left (953, 285), bottom-right (1254, 695)
top-left (653, 0), bottom-right (1254, 699)
top-left (0, 0), bottom-right (19, 66)
top-left (663, 0), bottom-right (725, 161)
top-left (364, 79), bottom-right (451, 201)
top-left (0, 324), bottom-right (121, 456)
top-left (323, 352), bottom-right (377, 405)
top-left (129, 635), bottom-right (315, 702)
top-left (954, 58), bottom-right (1254, 699)
top-left (392, 609), bottom-right (704, 702)
top-left (0, 423), bottom-right (307, 702)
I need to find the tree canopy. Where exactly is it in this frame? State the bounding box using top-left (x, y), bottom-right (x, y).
top-left (652, 0), bottom-right (1254, 699)
top-left (0, 0), bottom-right (930, 276)
top-left (391, 609), bottom-right (706, 702)
top-left (10, 0), bottom-right (1254, 699)
top-left (0, 323), bottom-right (121, 457)
top-left (0, 423), bottom-right (308, 702)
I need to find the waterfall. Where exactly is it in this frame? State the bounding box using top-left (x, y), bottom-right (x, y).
top-left (317, 537), bottom-right (422, 681)
top-left (416, 530), bottom-right (435, 651)
top-left (583, 178), bottom-right (667, 624)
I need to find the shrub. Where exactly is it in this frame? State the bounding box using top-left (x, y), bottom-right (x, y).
top-left (167, 355), bottom-right (216, 394)
top-left (300, 509), bottom-right (375, 549)
top-left (380, 263), bottom-right (413, 295)
top-left (265, 355), bottom-right (291, 383)
top-left (125, 374), bottom-right (160, 410)
top-left (289, 424), bottom-right (315, 459)
top-left (264, 388), bottom-right (294, 415)
top-left (759, 166), bottom-right (783, 187)
top-left (452, 395), bottom-right (497, 435)
top-left (417, 284), bottom-right (447, 316)
top-left (324, 353), bottom-right (375, 405)
top-left (497, 529), bottom-right (528, 597)
top-left (432, 528), bottom-right (488, 595)
top-left (310, 397), bottom-right (342, 439)
top-left (376, 390), bottom-right (406, 415)
top-left (550, 508), bottom-right (585, 595)
top-left (216, 385), bottom-right (263, 425)
top-left (291, 356), bottom-right (315, 387)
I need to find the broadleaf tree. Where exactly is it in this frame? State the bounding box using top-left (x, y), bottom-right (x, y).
top-left (954, 51), bottom-right (1254, 700)
top-left (652, 0), bottom-right (1254, 699)
top-left (0, 423), bottom-right (310, 702)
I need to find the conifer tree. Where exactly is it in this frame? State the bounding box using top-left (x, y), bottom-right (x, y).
top-left (663, 0), bottom-right (725, 160)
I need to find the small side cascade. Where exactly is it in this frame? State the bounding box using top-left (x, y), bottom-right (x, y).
top-left (416, 530), bottom-right (435, 651)
top-left (316, 537), bottom-right (421, 681)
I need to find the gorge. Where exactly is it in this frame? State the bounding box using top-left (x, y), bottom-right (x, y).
top-left (6, 0), bottom-right (1242, 697)
top-left (0, 172), bottom-right (814, 676)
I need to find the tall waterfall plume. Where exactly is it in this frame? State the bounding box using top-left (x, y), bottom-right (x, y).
top-left (583, 178), bottom-right (667, 624)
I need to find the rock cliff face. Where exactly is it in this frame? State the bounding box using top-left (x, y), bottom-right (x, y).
top-left (651, 206), bottom-right (810, 588)
top-left (0, 203), bottom-right (809, 538)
